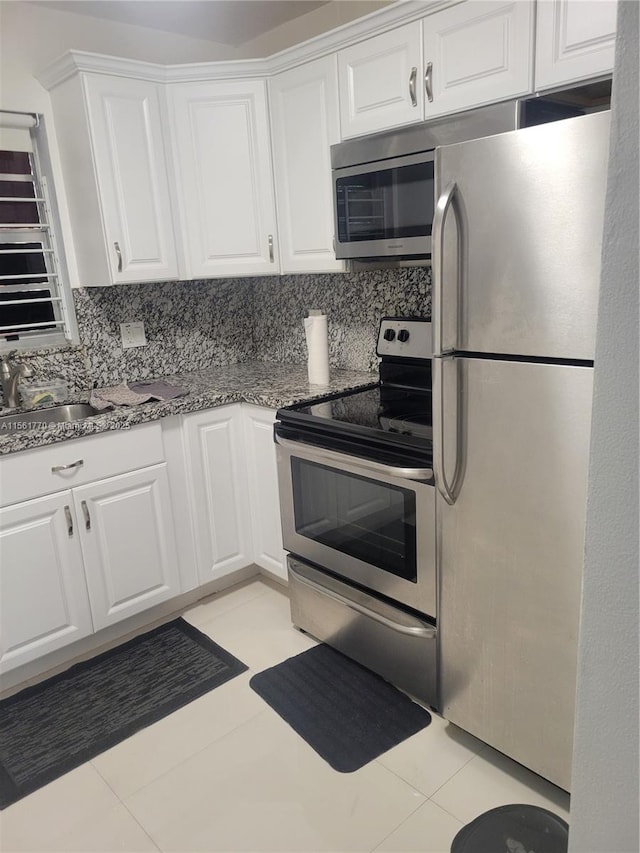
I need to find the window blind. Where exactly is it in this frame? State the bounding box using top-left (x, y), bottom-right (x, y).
top-left (0, 110), bottom-right (76, 350)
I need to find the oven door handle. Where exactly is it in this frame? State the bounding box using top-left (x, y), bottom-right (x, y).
top-left (275, 434), bottom-right (433, 483)
top-left (289, 563), bottom-right (437, 639)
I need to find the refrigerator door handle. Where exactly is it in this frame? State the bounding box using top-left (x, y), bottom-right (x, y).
top-left (433, 353), bottom-right (457, 505)
top-left (432, 180), bottom-right (458, 357)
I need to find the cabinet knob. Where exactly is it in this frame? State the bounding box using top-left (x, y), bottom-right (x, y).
top-left (114, 241), bottom-right (123, 273)
top-left (268, 234), bottom-right (274, 263)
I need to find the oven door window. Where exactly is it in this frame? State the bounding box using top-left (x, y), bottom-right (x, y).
top-left (291, 458), bottom-right (417, 582)
top-left (335, 159), bottom-right (434, 244)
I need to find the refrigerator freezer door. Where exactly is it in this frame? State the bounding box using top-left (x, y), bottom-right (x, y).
top-left (434, 110), bottom-right (610, 361)
top-left (437, 357), bottom-right (593, 791)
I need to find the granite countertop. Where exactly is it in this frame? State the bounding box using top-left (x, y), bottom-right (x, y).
top-left (0, 362), bottom-right (377, 456)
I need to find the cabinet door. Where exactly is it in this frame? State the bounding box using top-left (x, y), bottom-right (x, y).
top-left (270, 56), bottom-right (345, 273)
top-left (74, 464), bottom-right (181, 630)
top-left (0, 492), bottom-right (92, 673)
top-left (83, 75), bottom-right (180, 284)
top-left (535, 0), bottom-right (617, 90)
top-left (422, 1), bottom-right (533, 119)
top-left (168, 79), bottom-right (278, 278)
top-left (242, 406), bottom-right (287, 581)
top-left (338, 23), bottom-right (423, 138)
top-left (183, 406), bottom-right (253, 584)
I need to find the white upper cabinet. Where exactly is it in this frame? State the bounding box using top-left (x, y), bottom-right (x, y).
top-left (270, 56), bottom-right (344, 273)
top-left (50, 73), bottom-right (179, 286)
top-left (338, 23), bottom-right (424, 138)
top-left (337, 3), bottom-right (534, 137)
top-left (422, 1), bottom-right (534, 120)
top-left (168, 79), bottom-right (279, 278)
top-left (535, 0), bottom-right (617, 90)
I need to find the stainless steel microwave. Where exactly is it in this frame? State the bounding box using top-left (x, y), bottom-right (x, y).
top-left (330, 97), bottom-right (587, 262)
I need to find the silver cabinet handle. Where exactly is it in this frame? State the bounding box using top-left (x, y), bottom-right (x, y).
top-left (81, 500), bottom-right (91, 531)
top-left (409, 66), bottom-right (418, 107)
top-left (425, 62), bottom-right (434, 103)
top-left (51, 458), bottom-right (84, 473)
top-left (64, 505), bottom-right (73, 537)
top-left (114, 241), bottom-right (122, 273)
top-left (268, 234), bottom-right (274, 263)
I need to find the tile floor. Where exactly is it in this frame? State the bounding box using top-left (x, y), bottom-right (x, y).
top-left (0, 577), bottom-right (570, 852)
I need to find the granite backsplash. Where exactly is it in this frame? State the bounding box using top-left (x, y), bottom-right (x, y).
top-left (252, 267), bottom-right (431, 373)
top-left (5, 267), bottom-right (431, 398)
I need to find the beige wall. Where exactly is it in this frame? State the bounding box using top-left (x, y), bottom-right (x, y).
top-left (235, 1), bottom-right (392, 58)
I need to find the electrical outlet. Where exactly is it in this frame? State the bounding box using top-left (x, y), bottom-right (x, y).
top-left (120, 322), bottom-right (147, 349)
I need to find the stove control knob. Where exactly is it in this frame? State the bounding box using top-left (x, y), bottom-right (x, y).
top-left (383, 328), bottom-right (396, 341)
top-left (398, 329), bottom-right (410, 343)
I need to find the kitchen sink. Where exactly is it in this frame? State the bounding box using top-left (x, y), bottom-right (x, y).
top-left (0, 403), bottom-right (100, 431)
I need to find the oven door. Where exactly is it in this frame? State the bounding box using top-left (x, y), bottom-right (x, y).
top-left (275, 433), bottom-right (436, 617)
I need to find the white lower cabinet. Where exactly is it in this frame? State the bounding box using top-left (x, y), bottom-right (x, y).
top-left (73, 464), bottom-right (181, 631)
top-left (0, 492), bottom-right (92, 673)
top-left (182, 407), bottom-right (253, 585)
top-left (242, 406), bottom-right (287, 581)
top-left (0, 426), bottom-right (181, 674)
top-left (0, 405), bottom-right (289, 677)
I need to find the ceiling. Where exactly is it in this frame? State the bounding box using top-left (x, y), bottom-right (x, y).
top-left (32, 1), bottom-right (334, 47)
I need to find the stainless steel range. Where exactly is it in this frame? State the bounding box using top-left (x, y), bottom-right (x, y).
top-left (275, 317), bottom-right (437, 706)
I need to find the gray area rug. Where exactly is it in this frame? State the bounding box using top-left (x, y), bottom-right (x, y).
top-left (0, 618), bottom-right (247, 809)
top-left (250, 643), bottom-right (431, 772)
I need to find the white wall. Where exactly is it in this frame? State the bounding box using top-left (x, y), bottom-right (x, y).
top-left (568, 0), bottom-right (639, 850)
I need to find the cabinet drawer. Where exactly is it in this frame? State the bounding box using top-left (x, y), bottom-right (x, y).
top-left (0, 421), bottom-right (165, 507)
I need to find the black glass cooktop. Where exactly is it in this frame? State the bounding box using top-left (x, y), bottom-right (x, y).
top-left (279, 384), bottom-right (433, 445)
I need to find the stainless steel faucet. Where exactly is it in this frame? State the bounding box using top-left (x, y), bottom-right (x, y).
top-left (0, 354), bottom-right (33, 408)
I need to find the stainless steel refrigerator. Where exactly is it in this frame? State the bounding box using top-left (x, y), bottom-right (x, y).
top-left (433, 110), bottom-right (610, 792)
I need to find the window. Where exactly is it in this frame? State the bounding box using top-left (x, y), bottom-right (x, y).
top-left (0, 111), bottom-right (77, 350)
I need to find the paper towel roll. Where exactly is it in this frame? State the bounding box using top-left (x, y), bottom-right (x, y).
top-left (304, 311), bottom-right (330, 385)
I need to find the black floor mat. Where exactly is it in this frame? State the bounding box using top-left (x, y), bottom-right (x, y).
top-left (249, 643), bottom-right (431, 772)
top-left (0, 618), bottom-right (247, 809)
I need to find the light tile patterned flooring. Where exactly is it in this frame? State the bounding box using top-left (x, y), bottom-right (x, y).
top-left (0, 578), bottom-right (570, 852)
